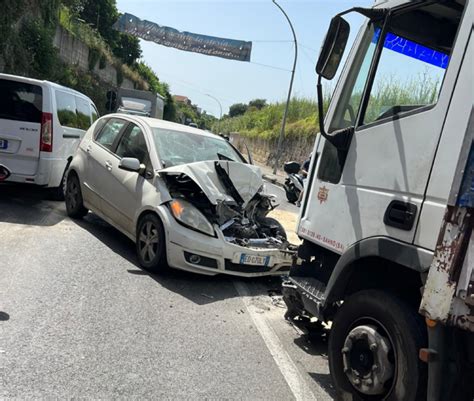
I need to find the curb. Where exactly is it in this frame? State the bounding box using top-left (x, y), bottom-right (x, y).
top-left (263, 174), bottom-right (284, 188)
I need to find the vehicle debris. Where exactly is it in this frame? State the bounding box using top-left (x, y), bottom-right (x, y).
top-left (160, 160), bottom-right (293, 251)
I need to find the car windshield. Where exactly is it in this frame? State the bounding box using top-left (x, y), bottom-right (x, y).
top-left (152, 127), bottom-right (244, 167)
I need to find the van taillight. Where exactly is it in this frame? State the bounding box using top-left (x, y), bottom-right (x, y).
top-left (40, 112), bottom-right (53, 152)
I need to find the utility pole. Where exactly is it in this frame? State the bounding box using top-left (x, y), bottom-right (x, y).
top-left (205, 93), bottom-right (223, 134)
top-left (272, 0), bottom-right (298, 174)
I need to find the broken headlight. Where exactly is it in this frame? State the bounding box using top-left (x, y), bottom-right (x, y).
top-left (169, 199), bottom-right (215, 237)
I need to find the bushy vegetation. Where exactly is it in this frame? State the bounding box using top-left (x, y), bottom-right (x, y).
top-left (218, 98), bottom-right (321, 140)
top-left (0, 0), bottom-right (177, 120)
top-left (219, 73), bottom-right (440, 140)
top-left (176, 102), bottom-right (217, 131)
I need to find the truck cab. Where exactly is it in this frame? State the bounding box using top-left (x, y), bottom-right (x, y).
top-left (283, 1), bottom-right (472, 399)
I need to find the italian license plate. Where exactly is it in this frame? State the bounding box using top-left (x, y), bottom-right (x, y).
top-left (239, 254), bottom-right (270, 266)
top-left (0, 139), bottom-right (7, 150)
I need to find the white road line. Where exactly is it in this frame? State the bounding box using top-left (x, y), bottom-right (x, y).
top-left (233, 280), bottom-right (317, 401)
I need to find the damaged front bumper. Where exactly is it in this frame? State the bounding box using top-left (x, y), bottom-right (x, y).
top-left (160, 206), bottom-right (293, 277)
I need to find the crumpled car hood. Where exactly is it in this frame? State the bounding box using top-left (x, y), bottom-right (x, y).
top-left (159, 161), bottom-right (263, 206)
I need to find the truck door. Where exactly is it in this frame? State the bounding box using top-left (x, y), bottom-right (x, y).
top-left (299, 2), bottom-right (468, 253)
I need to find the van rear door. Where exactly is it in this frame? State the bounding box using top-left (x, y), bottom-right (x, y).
top-left (0, 79), bottom-right (43, 176)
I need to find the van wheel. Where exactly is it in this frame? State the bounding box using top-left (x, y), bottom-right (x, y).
top-left (48, 170), bottom-right (67, 201)
top-left (65, 173), bottom-right (88, 219)
top-left (328, 290), bottom-right (427, 401)
top-left (136, 214), bottom-right (168, 273)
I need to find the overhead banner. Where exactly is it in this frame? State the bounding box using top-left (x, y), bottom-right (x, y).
top-left (114, 13), bottom-right (252, 62)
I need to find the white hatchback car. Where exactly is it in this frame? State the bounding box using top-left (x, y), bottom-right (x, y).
top-left (66, 114), bottom-right (293, 276)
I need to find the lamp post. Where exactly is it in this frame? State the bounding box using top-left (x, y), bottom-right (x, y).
top-left (205, 93), bottom-right (223, 134)
top-left (272, 0), bottom-right (298, 174)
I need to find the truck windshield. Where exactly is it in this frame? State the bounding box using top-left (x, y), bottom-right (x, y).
top-left (152, 128), bottom-right (244, 167)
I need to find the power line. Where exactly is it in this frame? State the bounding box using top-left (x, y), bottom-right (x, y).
top-left (249, 61), bottom-right (292, 72)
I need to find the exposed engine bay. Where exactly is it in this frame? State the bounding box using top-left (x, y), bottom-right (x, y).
top-left (160, 160), bottom-right (292, 249)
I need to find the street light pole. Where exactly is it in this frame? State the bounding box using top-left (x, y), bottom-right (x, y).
top-left (205, 93), bottom-right (223, 134)
top-left (272, 0), bottom-right (298, 174)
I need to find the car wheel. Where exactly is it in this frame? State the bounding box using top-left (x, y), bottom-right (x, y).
top-left (65, 172), bottom-right (88, 219)
top-left (136, 214), bottom-right (167, 273)
top-left (328, 290), bottom-right (427, 401)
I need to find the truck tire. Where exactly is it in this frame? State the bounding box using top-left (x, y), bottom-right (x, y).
top-left (328, 290), bottom-right (427, 401)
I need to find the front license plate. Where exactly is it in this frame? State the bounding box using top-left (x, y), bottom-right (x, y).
top-left (0, 139), bottom-right (8, 150)
top-left (239, 254), bottom-right (270, 266)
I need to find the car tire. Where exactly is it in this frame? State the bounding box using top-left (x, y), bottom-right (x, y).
top-left (65, 172), bottom-right (88, 219)
top-left (136, 213), bottom-right (168, 273)
top-left (328, 290), bottom-right (427, 401)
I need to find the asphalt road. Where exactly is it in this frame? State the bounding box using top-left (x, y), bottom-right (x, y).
top-left (0, 183), bottom-right (333, 400)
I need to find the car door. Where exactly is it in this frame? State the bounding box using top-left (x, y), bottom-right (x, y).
top-left (105, 122), bottom-right (154, 234)
top-left (85, 117), bottom-right (128, 213)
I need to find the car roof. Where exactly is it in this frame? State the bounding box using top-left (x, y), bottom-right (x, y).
top-left (107, 114), bottom-right (224, 140)
top-left (0, 73), bottom-right (94, 101)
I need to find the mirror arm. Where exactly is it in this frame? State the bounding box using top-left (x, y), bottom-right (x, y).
top-left (317, 76), bottom-right (354, 151)
top-left (337, 7), bottom-right (388, 20)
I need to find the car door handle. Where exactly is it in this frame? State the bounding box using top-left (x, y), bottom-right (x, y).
top-left (384, 200), bottom-right (417, 231)
top-left (105, 161), bottom-right (112, 171)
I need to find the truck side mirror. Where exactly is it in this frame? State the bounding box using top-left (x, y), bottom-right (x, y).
top-left (316, 16), bottom-right (350, 80)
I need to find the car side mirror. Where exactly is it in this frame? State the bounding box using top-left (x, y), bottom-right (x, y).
top-left (119, 157), bottom-right (145, 174)
top-left (316, 16), bottom-right (350, 80)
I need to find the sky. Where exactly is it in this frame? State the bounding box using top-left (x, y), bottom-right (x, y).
top-left (116, 0), bottom-right (373, 117)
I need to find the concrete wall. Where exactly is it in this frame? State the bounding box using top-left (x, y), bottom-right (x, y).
top-left (230, 132), bottom-right (317, 168)
top-left (53, 26), bottom-right (137, 90)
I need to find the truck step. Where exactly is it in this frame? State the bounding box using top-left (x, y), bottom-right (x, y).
top-left (289, 276), bottom-right (326, 304)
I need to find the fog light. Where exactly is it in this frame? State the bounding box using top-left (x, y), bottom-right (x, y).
top-left (189, 254), bottom-right (201, 264)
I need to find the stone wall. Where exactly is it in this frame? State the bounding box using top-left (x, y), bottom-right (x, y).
top-left (229, 132), bottom-right (316, 167)
top-left (53, 26), bottom-right (136, 90)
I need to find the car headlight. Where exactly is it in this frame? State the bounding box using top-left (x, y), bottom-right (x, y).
top-left (169, 199), bottom-right (215, 237)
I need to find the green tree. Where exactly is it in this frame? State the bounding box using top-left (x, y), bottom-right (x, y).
top-left (248, 98), bottom-right (267, 110)
top-left (79, 0), bottom-right (118, 46)
top-left (229, 103), bottom-right (248, 118)
top-left (113, 33), bottom-right (141, 65)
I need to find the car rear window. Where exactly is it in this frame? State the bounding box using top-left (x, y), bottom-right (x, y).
top-left (0, 79), bottom-right (43, 123)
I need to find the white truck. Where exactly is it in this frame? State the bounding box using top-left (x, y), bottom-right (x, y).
top-left (282, 1), bottom-right (473, 400)
top-left (106, 88), bottom-right (165, 119)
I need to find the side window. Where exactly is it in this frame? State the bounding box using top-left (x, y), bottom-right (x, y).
top-left (115, 124), bottom-right (148, 164)
top-left (91, 104), bottom-right (99, 123)
top-left (363, 28), bottom-right (450, 125)
top-left (56, 91), bottom-right (77, 128)
top-left (95, 118), bottom-right (127, 151)
top-left (75, 96), bottom-right (92, 130)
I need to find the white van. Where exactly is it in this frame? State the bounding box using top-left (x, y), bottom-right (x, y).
top-left (0, 73), bottom-right (99, 199)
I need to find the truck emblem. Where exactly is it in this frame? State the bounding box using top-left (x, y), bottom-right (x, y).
top-left (317, 186), bottom-right (329, 204)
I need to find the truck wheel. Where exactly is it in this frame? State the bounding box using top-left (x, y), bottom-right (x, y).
top-left (328, 290), bottom-right (427, 401)
top-left (65, 172), bottom-right (88, 219)
top-left (136, 214), bottom-right (168, 273)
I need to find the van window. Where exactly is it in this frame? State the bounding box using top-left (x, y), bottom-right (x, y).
top-left (75, 96), bottom-right (92, 130)
top-left (0, 79), bottom-right (42, 123)
top-left (56, 91), bottom-right (77, 128)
